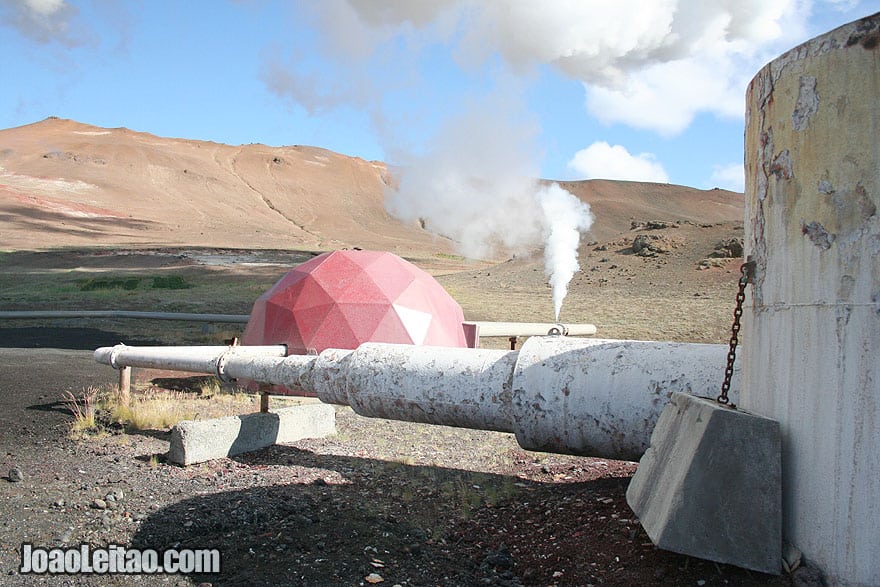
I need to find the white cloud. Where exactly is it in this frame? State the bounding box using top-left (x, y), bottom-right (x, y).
top-left (0, 0), bottom-right (83, 46)
top-left (24, 0), bottom-right (65, 17)
top-left (567, 142), bottom-right (669, 183)
top-left (580, 0), bottom-right (802, 135)
top-left (270, 1), bottom-right (818, 139)
top-left (584, 54), bottom-right (747, 136)
top-left (710, 162), bottom-right (745, 192)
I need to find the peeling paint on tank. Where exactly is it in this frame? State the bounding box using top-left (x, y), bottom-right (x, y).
top-left (802, 220), bottom-right (836, 249)
top-left (833, 183), bottom-right (877, 236)
top-left (770, 149), bottom-right (794, 180)
top-left (846, 17), bottom-right (880, 50)
top-left (792, 75), bottom-right (819, 131)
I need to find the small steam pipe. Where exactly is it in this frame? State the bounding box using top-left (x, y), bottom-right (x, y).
top-left (466, 322), bottom-right (594, 337)
top-left (95, 337), bottom-right (737, 461)
top-left (0, 310), bottom-right (597, 339)
top-left (93, 344), bottom-right (287, 375)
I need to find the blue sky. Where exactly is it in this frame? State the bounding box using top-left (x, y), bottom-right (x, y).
top-left (2, 0), bottom-right (878, 192)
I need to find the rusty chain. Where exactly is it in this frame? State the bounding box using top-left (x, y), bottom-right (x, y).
top-left (718, 259), bottom-right (755, 407)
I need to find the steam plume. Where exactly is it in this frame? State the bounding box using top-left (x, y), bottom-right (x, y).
top-left (264, 1), bottom-right (804, 317)
top-left (536, 184), bottom-right (593, 320)
top-left (385, 95), bottom-right (592, 319)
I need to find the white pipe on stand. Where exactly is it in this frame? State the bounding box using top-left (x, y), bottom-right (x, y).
top-left (93, 345), bottom-right (287, 376)
top-left (464, 322), bottom-right (597, 337)
top-left (95, 337), bottom-right (737, 461)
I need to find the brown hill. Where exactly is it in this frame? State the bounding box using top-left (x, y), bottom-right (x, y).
top-left (0, 117), bottom-right (451, 254)
top-left (0, 117), bottom-right (743, 256)
top-left (556, 179), bottom-right (742, 243)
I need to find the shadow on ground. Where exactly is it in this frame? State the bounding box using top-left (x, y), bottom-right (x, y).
top-left (0, 327), bottom-right (162, 350)
top-left (130, 447), bottom-right (552, 586)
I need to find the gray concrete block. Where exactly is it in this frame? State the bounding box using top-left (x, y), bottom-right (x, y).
top-left (167, 403), bottom-right (336, 466)
top-left (626, 392), bottom-right (781, 574)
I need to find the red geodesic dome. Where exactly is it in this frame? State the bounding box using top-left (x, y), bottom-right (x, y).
top-left (241, 250), bottom-right (469, 354)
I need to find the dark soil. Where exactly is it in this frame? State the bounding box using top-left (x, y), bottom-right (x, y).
top-left (0, 327), bottom-right (163, 350)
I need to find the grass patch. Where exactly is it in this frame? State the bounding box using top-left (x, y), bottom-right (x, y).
top-left (110, 388), bottom-right (198, 430)
top-left (76, 277), bottom-right (142, 291)
top-left (74, 274), bottom-right (194, 292)
top-left (150, 275), bottom-right (192, 290)
top-left (434, 252), bottom-right (466, 261)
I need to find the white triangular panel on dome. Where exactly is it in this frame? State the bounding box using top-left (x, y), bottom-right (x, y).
top-left (392, 304), bottom-right (433, 346)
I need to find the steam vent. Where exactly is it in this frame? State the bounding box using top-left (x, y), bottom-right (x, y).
top-left (742, 13), bottom-right (879, 586)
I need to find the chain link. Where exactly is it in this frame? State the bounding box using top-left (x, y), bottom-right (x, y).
top-left (718, 260), bottom-right (755, 407)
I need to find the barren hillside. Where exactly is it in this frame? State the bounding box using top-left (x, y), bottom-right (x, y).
top-left (0, 117), bottom-right (742, 258)
top-left (0, 117), bottom-right (451, 254)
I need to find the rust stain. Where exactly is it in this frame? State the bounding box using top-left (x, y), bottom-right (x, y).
top-left (770, 149), bottom-right (793, 180)
top-left (801, 221), bottom-right (836, 250)
top-left (845, 14), bottom-right (880, 49)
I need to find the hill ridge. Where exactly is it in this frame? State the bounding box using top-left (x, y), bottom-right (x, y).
top-left (0, 118), bottom-right (742, 254)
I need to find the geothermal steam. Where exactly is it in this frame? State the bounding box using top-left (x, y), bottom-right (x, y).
top-left (266, 2), bottom-right (800, 316)
top-left (385, 99), bottom-right (592, 320)
top-left (389, 175), bottom-right (592, 320)
top-left (537, 184), bottom-right (593, 320)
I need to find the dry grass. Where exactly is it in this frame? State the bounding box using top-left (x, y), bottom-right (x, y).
top-left (63, 386), bottom-right (101, 438)
top-left (110, 383), bottom-right (258, 431)
top-left (109, 388), bottom-right (199, 430)
top-left (64, 378), bottom-right (260, 436)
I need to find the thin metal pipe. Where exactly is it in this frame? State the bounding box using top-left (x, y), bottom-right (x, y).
top-left (465, 322), bottom-right (596, 336)
top-left (1, 311), bottom-right (598, 338)
top-left (0, 310), bottom-right (250, 323)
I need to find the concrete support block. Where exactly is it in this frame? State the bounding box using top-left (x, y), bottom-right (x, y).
top-left (167, 403), bottom-right (336, 466)
top-left (626, 392), bottom-right (781, 574)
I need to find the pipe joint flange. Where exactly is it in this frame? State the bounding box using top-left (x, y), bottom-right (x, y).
top-left (214, 347), bottom-right (237, 384)
top-left (547, 323), bottom-right (569, 336)
top-left (108, 344), bottom-right (128, 370)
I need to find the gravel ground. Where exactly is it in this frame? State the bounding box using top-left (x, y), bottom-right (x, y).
top-left (0, 345), bottom-right (808, 586)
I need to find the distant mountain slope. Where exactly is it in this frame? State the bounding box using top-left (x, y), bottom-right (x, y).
top-left (557, 180), bottom-right (743, 243)
top-left (0, 117), bottom-right (445, 253)
top-left (0, 117), bottom-right (742, 254)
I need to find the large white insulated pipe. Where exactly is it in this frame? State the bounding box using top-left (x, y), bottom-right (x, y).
top-left (95, 337), bottom-right (737, 461)
top-left (742, 13), bottom-right (879, 586)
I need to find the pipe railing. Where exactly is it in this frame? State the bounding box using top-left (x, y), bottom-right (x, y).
top-left (0, 310), bottom-right (250, 323)
top-left (1, 310), bottom-right (596, 338)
